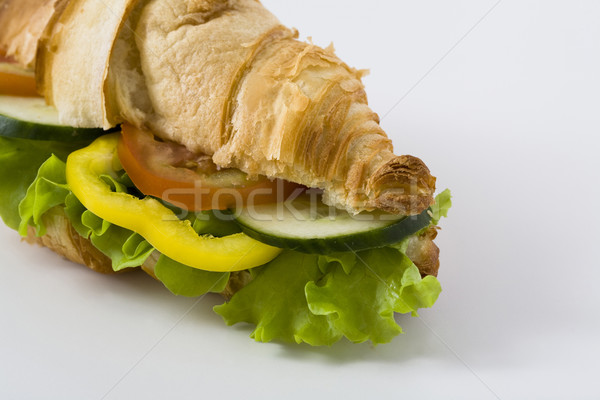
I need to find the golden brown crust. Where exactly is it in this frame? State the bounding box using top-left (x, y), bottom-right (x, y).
top-left (24, 208), bottom-right (115, 274)
top-left (368, 155), bottom-right (436, 214)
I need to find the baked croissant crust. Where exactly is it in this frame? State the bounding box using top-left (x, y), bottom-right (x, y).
top-left (30, 0), bottom-right (436, 215)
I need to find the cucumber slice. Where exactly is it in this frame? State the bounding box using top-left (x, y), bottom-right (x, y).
top-left (0, 95), bottom-right (107, 142)
top-left (234, 195), bottom-right (431, 254)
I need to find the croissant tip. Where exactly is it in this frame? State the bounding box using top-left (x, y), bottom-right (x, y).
top-left (368, 155), bottom-right (436, 215)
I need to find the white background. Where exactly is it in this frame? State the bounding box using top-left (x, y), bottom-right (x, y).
top-left (1, 0), bottom-right (599, 399)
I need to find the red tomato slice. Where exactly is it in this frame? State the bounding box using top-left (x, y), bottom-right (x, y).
top-left (118, 123), bottom-right (301, 211)
top-left (0, 60), bottom-right (39, 97)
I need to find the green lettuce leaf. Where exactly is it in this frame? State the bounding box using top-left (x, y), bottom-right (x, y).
top-left (17, 155), bottom-right (70, 236)
top-left (317, 252), bottom-right (357, 274)
top-left (430, 189), bottom-right (452, 225)
top-left (214, 251), bottom-right (342, 345)
top-left (0, 136), bottom-right (83, 230)
top-left (306, 248), bottom-right (441, 344)
top-left (154, 256), bottom-right (230, 297)
top-left (215, 247), bottom-right (442, 345)
top-left (64, 192), bottom-right (154, 272)
top-left (189, 210), bottom-right (242, 237)
top-left (15, 152), bottom-right (238, 289)
top-left (17, 155), bottom-right (154, 272)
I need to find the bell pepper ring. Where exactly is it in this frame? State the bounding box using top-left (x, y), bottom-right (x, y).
top-left (65, 133), bottom-right (282, 272)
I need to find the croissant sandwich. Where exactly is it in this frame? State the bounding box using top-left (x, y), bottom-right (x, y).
top-left (0, 0), bottom-right (451, 345)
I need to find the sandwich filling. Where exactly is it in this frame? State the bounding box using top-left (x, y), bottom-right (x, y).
top-left (0, 0), bottom-right (451, 346)
top-left (0, 114), bottom-right (450, 345)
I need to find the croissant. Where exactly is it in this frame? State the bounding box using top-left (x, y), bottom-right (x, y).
top-left (22, 0), bottom-right (437, 215)
top-left (1, 0), bottom-right (449, 346)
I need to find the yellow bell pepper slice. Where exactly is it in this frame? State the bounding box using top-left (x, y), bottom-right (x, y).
top-left (65, 133), bottom-right (282, 272)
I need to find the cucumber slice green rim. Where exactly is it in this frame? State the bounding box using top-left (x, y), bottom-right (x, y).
top-left (0, 95), bottom-right (110, 142)
top-left (234, 195), bottom-right (432, 254)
